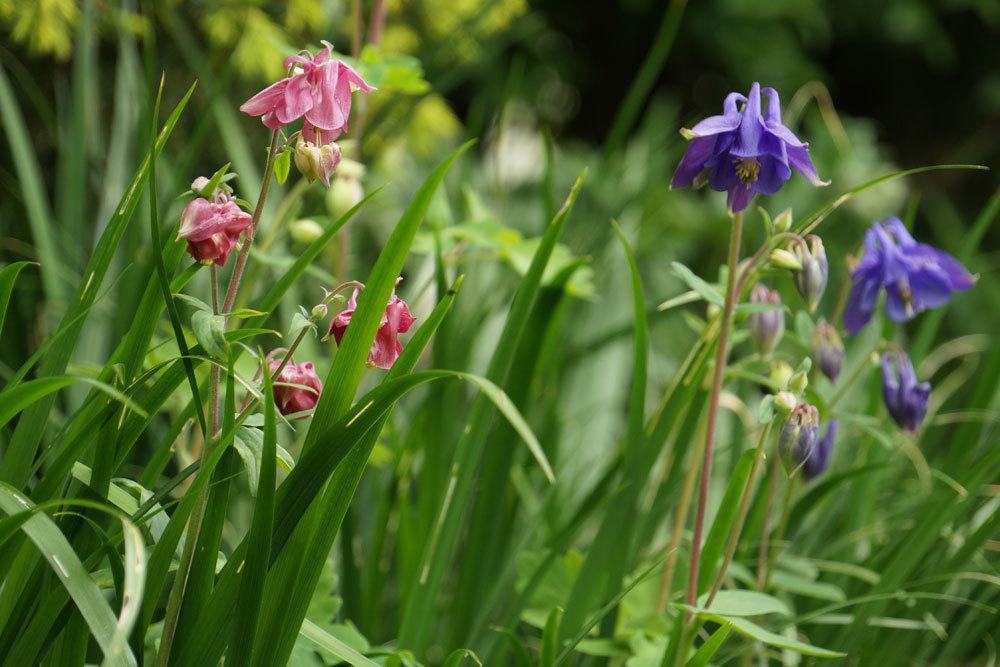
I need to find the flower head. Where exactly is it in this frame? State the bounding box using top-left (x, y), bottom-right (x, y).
top-left (778, 402), bottom-right (820, 475)
top-left (268, 355), bottom-right (323, 416)
top-left (177, 193), bottom-right (252, 266)
top-left (793, 235), bottom-right (828, 313)
top-left (812, 321), bottom-right (845, 382)
top-left (328, 279), bottom-right (415, 369)
top-left (881, 351), bottom-right (930, 433)
top-left (804, 419), bottom-right (837, 480)
top-left (671, 82), bottom-right (827, 213)
top-left (844, 217), bottom-right (975, 335)
top-left (240, 41), bottom-right (373, 140)
top-left (747, 284), bottom-right (784, 356)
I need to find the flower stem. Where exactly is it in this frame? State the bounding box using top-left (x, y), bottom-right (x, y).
top-left (686, 210), bottom-right (743, 607)
top-left (222, 128), bottom-right (281, 316)
top-left (704, 421), bottom-right (773, 606)
top-left (157, 130), bottom-right (281, 667)
top-left (756, 453), bottom-right (780, 590)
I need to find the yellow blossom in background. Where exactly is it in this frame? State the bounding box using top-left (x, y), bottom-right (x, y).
top-left (0, 0), bottom-right (79, 60)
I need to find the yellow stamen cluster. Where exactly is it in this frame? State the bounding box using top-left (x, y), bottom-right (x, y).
top-left (734, 157), bottom-right (761, 184)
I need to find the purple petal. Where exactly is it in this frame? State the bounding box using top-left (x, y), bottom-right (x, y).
top-left (881, 217), bottom-right (916, 246)
top-left (925, 246), bottom-right (975, 290)
top-left (753, 155), bottom-right (791, 195)
top-left (844, 278), bottom-right (879, 334)
top-left (689, 113), bottom-right (741, 138)
top-left (671, 136), bottom-right (716, 189)
top-left (787, 144), bottom-right (828, 186)
top-left (727, 184), bottom-right (754, 213)
top-left (884, 283), bottom-right (913, 322)
top-left (908, 265), bottom-right (954, 309)
top-left (732, 83), bottom-right (766, 157)
top-left (708, 155), bottom-right (740, 192)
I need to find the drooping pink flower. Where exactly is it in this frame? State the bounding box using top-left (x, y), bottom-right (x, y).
top-left (268, 356), bottom-right (323, 416)
top-left (177, 195), bottom-right (252, 266)
top-left (240, 42), bottom-right (373, 141)
top-left (328, 280), bottom-right (415, 369)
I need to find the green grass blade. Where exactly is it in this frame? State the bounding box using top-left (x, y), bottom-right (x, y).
top-left (0, 376), bottom-right (146, 431)
top-left (398, 174), bottom-right (585, 654)
top-left (228, 355), bottom-right (277, 667)
top-left (0, 63), bottom-right (65, 314)
top-left (540, 607), bottom-right (563, 667)
top-left (0, 261), bottom-right (32, 338)
top-left (0, 483), bottom-right (137, 667)
top-left (685, 623), bottom-right (732, 667)
top-left (696, 448), bottom-right (756, 595)
top-left (298, 619), bottom-right (379, 667)
top-left (0, 80), bottom-right (197, 488)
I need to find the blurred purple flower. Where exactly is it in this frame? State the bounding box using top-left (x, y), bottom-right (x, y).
top-left (804, 419), bottom-right (837, 480)
top-left (812, 321), bottom-right (844, 382)
top-left (747, 284), bottom-right (784, 355)
top-left (881, 351), bottom-right (930, 433)
top-left (844, 217), bottom-right (975, 335)
top-left (778, 403), bottom-right (820, 475)
top-left (671, 82), bottom-right (827, 213)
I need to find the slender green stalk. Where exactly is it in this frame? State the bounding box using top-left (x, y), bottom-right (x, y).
top-left (756, 453), bottom-right (780, 591)
top-left (705, 422), bottom-right (773, 606)
top-left (686, 210), bottom-right (743, 607)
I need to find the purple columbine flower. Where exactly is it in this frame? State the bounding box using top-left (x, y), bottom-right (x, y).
top-left (778, 403), bottom-right (820, 475)
top-left (671, 82), bottom-right (828, 213)
top-left (844, 217), bottom-right (975, 335)
top-left (804, 419), bottom-right (837, 480)
top-left (881, 351), bottom-right (930, 433)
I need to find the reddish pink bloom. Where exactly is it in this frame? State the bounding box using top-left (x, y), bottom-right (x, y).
top-left (268, 357), bottom-right (323, 416)
top-left (177, 195), bottom-right (252, 266)
top-left (240, 42), bottom-right (373, 141)
top-left (329, 281), bottom-right (415, 369)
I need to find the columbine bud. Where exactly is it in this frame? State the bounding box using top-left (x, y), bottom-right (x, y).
top-left (747, 284), bottom-right (784, 356)
top-left (793, 235), bottom-right (828, 313)
top-left (770, 361), bottom-right (793, 389)
top-left (881, 351), bottom-right (930, 433)
top-left (773, 208), bottom-right (793, 233)
top-left (788, 370), bottom-right (809, 395)
top-left (290, 218), bottom-right (324, 244)
top-left (774, 391), bottom-right (797, 413)
top-left (295, 138), bottom-right (343, 187)
top-left (778, 403), bottom-right (820, 475)
top-left (268, 357), bottom-right (323, 417)
top-left (310, 303), bottom-right (328, 322)
top-left (177, 193), bottom-right (252, 266)
top-left (804, 419), bottom-right (837, 480)
top-left (326, 158), bottom-right (366, 218)
top-left (770, 248), bottom-right (802, 271)
top-left (191, 176), bottom-right (212, 196)
top-left (812, 321), bottom-right (845, 382)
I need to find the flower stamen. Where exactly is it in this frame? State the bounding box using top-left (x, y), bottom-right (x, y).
top-left (734, 157), bottom-right (761, 184)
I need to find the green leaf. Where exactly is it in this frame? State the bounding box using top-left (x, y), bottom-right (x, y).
top-left (540, 607), bottom-right (563, 667)
top-left (692, 590), bottom-right (790, 617)
top-left (229, 360), bottom-right (279, 667)
top-left (191, 310), bottom-right (228, 358)
top-left (670, 262), bottom-right (724, 307)
top-left (696, 613), bottom-right (845, 658)
top-left (443, 648), bottom-right (483, 667)
top-left (0, 376), bottom-right (147, 431)
top-left (274, 148), bottom-right (291, 185)
top-left (356, 45), bottom-right (430, 94)
top-left (697, 449), bottom-right (757, 594)
top-left (298, 619), bottom-right (378, 667)
top-left (0, 261), bottom-right (32, 338)
top-left (0, 483), bottom-right (138, 667)
top-left (233, 426), bottom-right (295, 496)
top-left (0, 79), bottom-right (197, 487)
top-left (203, 161), bottom-right (233, 195)
top-left (770, 569), bottom-right (845, 602)
top-left (685, 623), bottom-right (732, 667)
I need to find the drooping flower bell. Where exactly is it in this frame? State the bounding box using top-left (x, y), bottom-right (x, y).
top-left (844, 217), bottom-right (975, 335)
top-left (804, 419), bottom-right (837, 480)
top-left (880, 351), bottom-right (930, 433)
top-left (747, 284), bottom-right (784, 356)
top-left (778, 403), bottom-right (820, 475)
top-left (671, 83), bottom-right (828, 213)
top-left (812, 321), bottom-right (845, 382)
top-left (328, 279), bottom-right (415, 369)
top-left (792, 235), bottom-right (828, 313)
top-left (240, 41), bottom-right (373, 140)
top-left (268, 354), bottom-right (323, 416)
top-left (177, 183), bottom-right (253, 266)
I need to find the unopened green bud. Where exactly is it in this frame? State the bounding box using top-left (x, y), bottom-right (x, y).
top-left (290, 218), bottom-right (324, 244)
top-left (310, 303), bottom-right (328, 322)
top-left (770, 248), bottom-right (803, 271)
top-left (770, 361), bottom-right (794, 389)
top-left (774, 391), bottom-right (797, 413)
top-left (789, 370), bottom-right (809, 394)
top-left (773, 208), bottom-right (793, 233)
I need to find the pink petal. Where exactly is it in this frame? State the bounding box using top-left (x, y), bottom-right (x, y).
top-left (240, 78), bottom-right (290, 117)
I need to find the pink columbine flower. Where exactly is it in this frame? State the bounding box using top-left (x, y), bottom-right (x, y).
top-left (177, 193), bottom-right (252, 266)
top-left (328, 280), bottom-right (415, 369)
top-left (268, 356), bottom-right (323, 416)
top-left (240, 41), bottom-right (373, 141)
